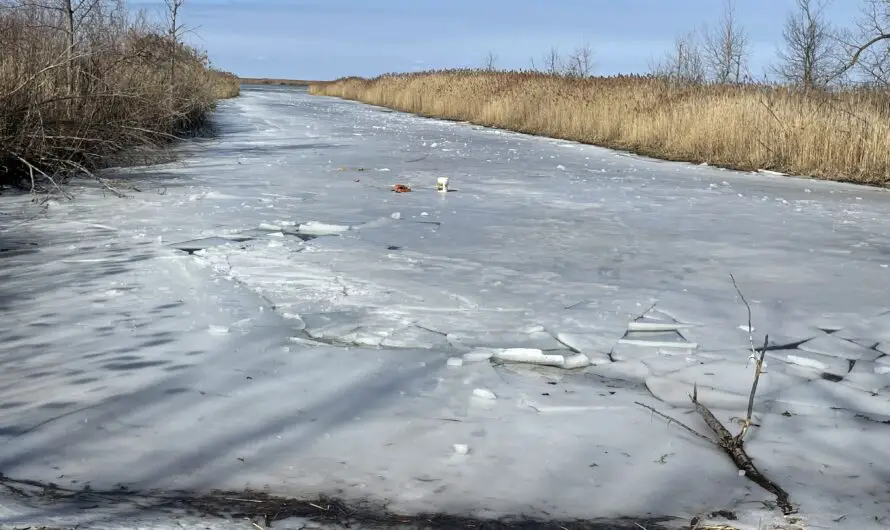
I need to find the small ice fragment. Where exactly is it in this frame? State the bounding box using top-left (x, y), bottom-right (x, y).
top-left (738, 470), bottom-right (746, 477)
top-left (738, 324), bottom-right (754, 332)
top-left (208, 325), bottom-right (229, 334)
top-left (446, 357), bottom-right (464, 368)
top-left (785, 354), bottom-right (826, 371)
top-left (472, 388), bottom-right (497, 400)
top-left (420, 211), bottom-right (429, 216)
top-left (391, 212), bottom-right (402, 220)
top-left (556, 164), bottom-right (566, 170)
top-left (563, 353), bottom-right (592, 369)
top-left (452, 443), bottom-right (470, 455)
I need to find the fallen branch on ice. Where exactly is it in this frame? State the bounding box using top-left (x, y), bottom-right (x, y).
top-left (637, 276), bottom-right (795, 515)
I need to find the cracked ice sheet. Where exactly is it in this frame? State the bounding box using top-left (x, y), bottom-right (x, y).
top-left (1, 86), bottom-right (890, 528)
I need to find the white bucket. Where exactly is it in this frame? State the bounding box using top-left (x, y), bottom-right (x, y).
top-left (436, 176), bottom-right (450, 192)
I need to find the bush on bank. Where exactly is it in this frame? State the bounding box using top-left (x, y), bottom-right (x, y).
top-left (0, 1), bottom-right (240, 190)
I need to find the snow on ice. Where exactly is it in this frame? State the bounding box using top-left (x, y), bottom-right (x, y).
top-left (1, 85), bottom-right (890, 529)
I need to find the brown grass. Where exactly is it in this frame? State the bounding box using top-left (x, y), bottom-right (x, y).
top-left (0, 1), bottom-right (241, 190)
top-left (309, 70), bottom-right (890, 187)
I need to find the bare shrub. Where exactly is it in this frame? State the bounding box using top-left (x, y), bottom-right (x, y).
top-left (0, 0), bottom-right (239, 190)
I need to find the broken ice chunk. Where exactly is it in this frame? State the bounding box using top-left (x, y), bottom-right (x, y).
top-left (554, 332), bottom-right (615, 354)
top-left (446, 330), bottom-right (564, 350)
top-left (563, 353), bottom-right (592, 369)
top-left (798, 334), bottom-right (884, 361)
top-left (626, 322), bottom-right (696, 332)
top-left (472, 388), bottom-right (497, 400)
top-left (446, 357), bottom-right (464, 368)
top-left (297, 221), bottom-right (352, 235)
top-left (452, 443), bottom-right (470, 455)
top-left (491, 348), bottom-right (566, 367)
top-left (772, 350), bottom-right (851, 377)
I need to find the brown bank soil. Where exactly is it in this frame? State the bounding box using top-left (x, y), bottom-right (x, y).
top-left (0, 474), bottom-right (730, 529)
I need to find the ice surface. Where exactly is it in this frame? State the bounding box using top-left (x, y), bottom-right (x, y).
top-left (1, 86), bottom-right (890, 529)
top-left (798, 333), bottom-right (884, 361)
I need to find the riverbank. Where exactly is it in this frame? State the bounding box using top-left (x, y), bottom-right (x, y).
top-left (0, 1), bottom-right (240, 190)
top-left (309, 70), bottom-right (890, 187)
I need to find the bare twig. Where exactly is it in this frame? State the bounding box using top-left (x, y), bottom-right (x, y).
top-left (634, 401), bottom-right (717, 445)
top-left (12, 155), bottom-right (73, 200)
top-left (737, 334), bottom-right (769, 441)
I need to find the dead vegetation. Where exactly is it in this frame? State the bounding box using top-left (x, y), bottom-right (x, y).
top-left (308, 70), bottom-right (890, 186)
top-left (309, 0), bottom-right (890, 187)
top-left (0, 0), bottom-right (240, 191)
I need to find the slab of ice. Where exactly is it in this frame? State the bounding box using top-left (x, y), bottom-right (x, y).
top-left (563, 353), bottom-right (592, 369)
top-left (626, 321), bottom-right (696, 332)
top-left (490, 348), bottom-right (566, 367)
top-left (773, 379), bottom-right (890, 417)
top-left (446, 330), bottom-right (564, 351)
top-left (798, 333), bottom-right (884, 361)
top-left (300, 310), bottom-right (365, 341)
top-left (380, 325), bottom-right (450, 349)
top-left (645, 376), bottom-right (753, 410)
top-left (296, 221), bottom-right (352, 235)
top-left (768, 350), bottom-right (851, 377)
top-left (553, 332), bottom-right (616, 354)
top-left (843, 361), bottom-right (890, 393)
top-left (833, 311), bottom-right (890, 343)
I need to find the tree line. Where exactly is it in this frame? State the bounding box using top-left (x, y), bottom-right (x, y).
top-left (482, 0), bottom-right (890, 89)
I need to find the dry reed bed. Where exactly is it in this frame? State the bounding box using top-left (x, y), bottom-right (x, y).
top-left (310, 70), bottom-right (890, 186)
top-left (0, 2), bottom-right (240, 189)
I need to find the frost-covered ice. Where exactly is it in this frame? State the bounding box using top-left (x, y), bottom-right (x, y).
top-left (1, 86), bottom-right (890, 529)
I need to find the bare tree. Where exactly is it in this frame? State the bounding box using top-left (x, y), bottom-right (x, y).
top-left (650, 29), bottom-right (707, 84)
top-left (846, 0), bottom-right (890, 85)
top-left (702, 0), bottom-right (750, 83)
top-left (542, 45), bottom-right (562, 75)
top-left (164, 0), bottom-right (184, 101)
top-left (773, 0), bottom-right (844, 89)
top-left (9, 0), bottom-right (103, 94)
top-left (565, 40), bottom-right (594, 78)
top-left (482, 50), bottom-right (498, 71)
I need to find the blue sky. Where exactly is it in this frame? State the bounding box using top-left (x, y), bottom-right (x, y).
top-left (130, 0), bottom-right (862, 80)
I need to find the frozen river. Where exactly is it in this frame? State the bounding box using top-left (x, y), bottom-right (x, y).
top-left (1, 85), bottom-right (890, 529)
